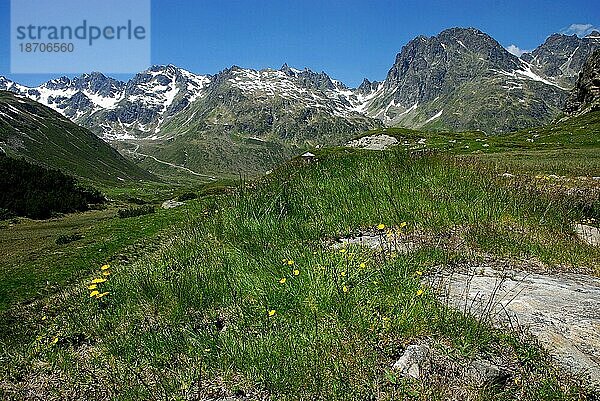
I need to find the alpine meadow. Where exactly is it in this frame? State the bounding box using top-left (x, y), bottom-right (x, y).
top-left (1, 2), bottom-right (600, 400)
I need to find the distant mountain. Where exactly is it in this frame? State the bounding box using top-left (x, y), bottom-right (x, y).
top-left (0, 91), bottom-right (154, 183)
top-left (0, 65), bottom-right (380, 178)
top-left (564, 48), bottom-right (600, 115)
top-left (1, 26), bottom-right (599, 178)
top-left (522, 30), bottom-right (600, 87)
top-left (356, 28), bottom-right (599, 133)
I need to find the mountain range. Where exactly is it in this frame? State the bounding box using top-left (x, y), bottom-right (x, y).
top-left (1, 27), bottom-right (599, 180)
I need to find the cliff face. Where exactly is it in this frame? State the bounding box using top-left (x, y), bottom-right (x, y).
top-left (564, 49), bottom-right (600, 115)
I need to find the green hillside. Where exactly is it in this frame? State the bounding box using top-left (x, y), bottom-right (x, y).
top-left (0, 91), bottom-right (155, 184)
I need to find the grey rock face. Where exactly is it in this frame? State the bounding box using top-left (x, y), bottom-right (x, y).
top-left (430, 264), bottom-right (600, 385)
top-left (523, 32), bottom-right (600, 87)
top-left (358, 27), bottom-right (570, 133)
top-left (384, 27), bottom-right (521, 107)
top-left (564, 49), bottom-right (600, 115)
top-left (356, 78), bottom-right (380, 96)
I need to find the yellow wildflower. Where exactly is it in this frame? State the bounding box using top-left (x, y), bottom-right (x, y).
top-left (101, 264), bottom-right (110, 270)
top-left (89, 290), bottom-right (100, 297)
top-left (400, 222), bottom-right (407, 228)
top-left (279, 277), bottom-right (287, 284)
top-left (339, 248), bottom-right (347, 254)
top-left (50, 336), bottom-right (59, 345)
top-left (287, 260), bottom-right (295, 266)
top-left (340, 271), bottom-right (346, 277)
top-left (416, 289), bottom-right (424, 296)
top-left (91, 278), bottom-right (107, 284)
top-left (88, 284), bottom-right (97, 290)
top-left (41, 315), bottom-right (47, 321)
top-left (342, 285), bottom-right (349, 293)
top-left (359, 262), bottom-right (366, 269)
top-left (416, 270), bottom-right (423, 276)
top-left (268, 309), bottom-right (276, 317)
top-left (96, 292), bottom-right (109, 298)
top-left (293, 269), bottom-right (300, 276)
top-left (377, 223), bottom-right (385, 230)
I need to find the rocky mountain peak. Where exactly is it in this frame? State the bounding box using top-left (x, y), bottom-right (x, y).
top-left (41, 76), bottom-right (72, 90)
top-left (383, 26), bottom-right (520, 107)
top-left (356, 78), bottom-right (379, 96)
top-left (523, 33), bottom-right (599, 85)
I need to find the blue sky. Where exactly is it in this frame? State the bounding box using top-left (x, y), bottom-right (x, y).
top-left (0, 0), bottom-right (598, 87)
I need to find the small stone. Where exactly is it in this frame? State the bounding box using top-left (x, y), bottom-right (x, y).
top-left (161, 199), bottom-right (185, 209)
top-left (467, 359), bottom-right (511, 388)
top-left (392, 344), bottom-right (430, 379)
top-left (574, 223), bottom-right (600, 246)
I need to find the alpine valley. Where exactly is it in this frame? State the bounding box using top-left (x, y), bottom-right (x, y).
top-left (1, 27), bottom-right (599, 180)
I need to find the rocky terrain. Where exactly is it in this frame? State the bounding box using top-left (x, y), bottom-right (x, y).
top-left (564, 49), bottom-right (600, 115)
top-left (358, 28), bottom-right (599, 133)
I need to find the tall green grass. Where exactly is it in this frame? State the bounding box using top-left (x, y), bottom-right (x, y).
top-left (1, 150), bottom-right (597, 400)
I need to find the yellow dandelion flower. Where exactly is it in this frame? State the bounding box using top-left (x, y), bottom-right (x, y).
top-left (89, 290), bottom-right (100, 298)
top-left (50, 336), bottom-right (59, 345)
top-left (102, 271), bottom-right (111, 276)
top-left (279, 277), bottom-right (286, 284)
top-left (100, 264), bottom-right (110, 270)
top-left (96, 292), bottom-right (109, 298)
top-left (340, 271), bottom-right (346, 277)
top-left (339, 248), bottom-right (347, 254)
top-left (287, 260), bottom-right (295, 266)
top-left (87, 284), bottom-right (97, 290)
top-left (377, 223), bottom-right (385, 230)
top-left (359, 262), bottom-right (366, 269)
top-left (416, 270), bottom-right (423, 276)
top-left (91, 278), bottom-right (107, 284)
top-left (400, 222), bottom-right (407, 228)
top-left (293, 269), bottom-right (300, 276)
top-left (41, 315), bottom-right (47, 321)
top-left (416, 289), bottom-right (424, 296)
top-left (268, 309), bottom-right (276, 317)
top-left (342, 285), bottom-right (349, 293)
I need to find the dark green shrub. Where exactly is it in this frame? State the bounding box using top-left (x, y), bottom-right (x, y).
top-left (127, 197), bottom-right (149, 205)
top-left (56, 233), bottom-right (84, 245)
top-left (0, 207), bottom-right (15, 221)
top-left (0, 154), bottom-right (105, 219)
top-left (177, 192), bottom-right (197, 202)
top-left (118, 205), bottom-right (155, 219)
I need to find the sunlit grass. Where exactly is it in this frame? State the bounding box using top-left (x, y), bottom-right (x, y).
top-left (1, 149), bottom-right (597, 400)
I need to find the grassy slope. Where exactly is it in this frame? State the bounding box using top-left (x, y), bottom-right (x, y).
top-left (360, 111), bottom-right (600, 175)
top-left (0, 91), bottom-right (154, 184)
top-left (1, 150), bottom-right (597, 400)
top-left (0, 198), bottom-right (208, 313)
